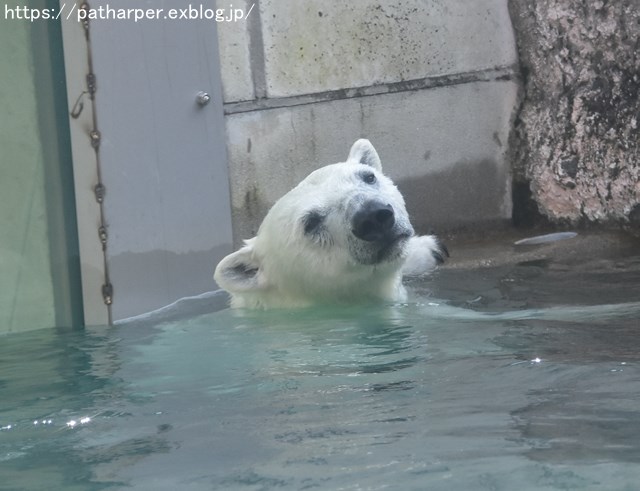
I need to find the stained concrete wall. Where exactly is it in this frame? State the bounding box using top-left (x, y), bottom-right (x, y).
top-left (217, 0), bottom-right (520, 242)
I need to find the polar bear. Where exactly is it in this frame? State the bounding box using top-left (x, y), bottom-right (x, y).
top-left (214, 139), bottom-right (448, 309)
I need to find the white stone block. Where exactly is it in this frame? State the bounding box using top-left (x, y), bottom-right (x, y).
top-left (260, 0), bottom-right (517, 97)
top-left (217, 0), bottom-right (255, 102)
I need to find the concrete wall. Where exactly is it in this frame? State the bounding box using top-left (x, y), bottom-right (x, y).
top-left (217, 0), bottom-right (520, 242)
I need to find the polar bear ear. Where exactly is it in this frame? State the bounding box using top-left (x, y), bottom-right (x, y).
top-left (214, 241), bottom-right (268, 293)
top-left (347, 139), bottom-right (382, 171)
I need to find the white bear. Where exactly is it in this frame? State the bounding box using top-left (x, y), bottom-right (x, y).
top-left (214, 139), bottom-right (448, 309)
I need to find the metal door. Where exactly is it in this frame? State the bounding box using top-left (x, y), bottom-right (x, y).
top-left (62, 0), bottom-right (233, 323)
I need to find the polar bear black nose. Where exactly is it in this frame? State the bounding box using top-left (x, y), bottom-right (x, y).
top-left (352, 201), bottom-right (395, 242)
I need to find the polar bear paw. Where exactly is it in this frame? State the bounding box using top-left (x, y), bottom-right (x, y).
top-left (401, 235), bottom-right (449, 277)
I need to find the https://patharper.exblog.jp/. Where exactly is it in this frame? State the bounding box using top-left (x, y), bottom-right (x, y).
top-left (3, 3), bottom-right (255, 23)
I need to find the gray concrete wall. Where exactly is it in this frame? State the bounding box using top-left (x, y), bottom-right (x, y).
top-left (217, 0), bottom-right (520, 242)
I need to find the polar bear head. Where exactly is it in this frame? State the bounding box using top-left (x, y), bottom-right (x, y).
top-left (215, 139), bottom-right (418, 309)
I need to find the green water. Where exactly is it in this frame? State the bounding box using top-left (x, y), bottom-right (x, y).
top-left (1, 254), bottom-right (640, 490)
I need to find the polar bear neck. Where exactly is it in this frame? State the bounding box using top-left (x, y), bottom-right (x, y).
top-left (250, 249), bottom-right (407, 309)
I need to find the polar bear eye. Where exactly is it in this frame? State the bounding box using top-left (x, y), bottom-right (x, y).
top-left (302, 211), bottom-right (332, 247)
top-left (302, 211), bottom-right (324, 235)
top-left (360, 171), bottom-right (377, 185)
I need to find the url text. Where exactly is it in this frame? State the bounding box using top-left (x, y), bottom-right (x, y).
top-left (3, 3), bottom-right (255, 23)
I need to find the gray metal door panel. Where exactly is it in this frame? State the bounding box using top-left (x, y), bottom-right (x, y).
top-left (89, 1), bottom-right (232, 320)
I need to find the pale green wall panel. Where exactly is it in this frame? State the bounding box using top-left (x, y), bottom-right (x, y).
top-left (0, 5), bottom-right (82, 333)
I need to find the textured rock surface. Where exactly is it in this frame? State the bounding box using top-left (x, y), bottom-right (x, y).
top-left (508, 0), bottom-right (640, 226)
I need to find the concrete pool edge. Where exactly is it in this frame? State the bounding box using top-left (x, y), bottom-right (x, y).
top-left (440, 229), bottom-right (640, 271)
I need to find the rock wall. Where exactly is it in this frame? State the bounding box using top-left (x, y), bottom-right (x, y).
top-left (508, 0), bottom-right (640, 227)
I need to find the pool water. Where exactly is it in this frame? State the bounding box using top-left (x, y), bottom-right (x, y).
top-left (2, 247), bottom-right (640, 490)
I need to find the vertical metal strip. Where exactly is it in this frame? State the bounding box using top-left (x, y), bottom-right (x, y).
top-left (60, 0), bottom-right (111, 325)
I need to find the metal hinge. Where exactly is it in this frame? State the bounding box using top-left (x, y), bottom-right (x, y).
top-left (94, 183), bottom-right (105, 203)
top-left (89, 129), bottom-right (101, 148)
top-left (101, 283), bottom-right (113, 305)
top-left (79, 2), bottom-right (90, 34)
top-left (98, 225), bottom-right (108, 250)
top-left (86, 72), bottom-right (97, 98)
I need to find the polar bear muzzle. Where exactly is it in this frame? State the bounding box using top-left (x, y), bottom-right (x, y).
top-left (351, 200), bottom-right (396, 242)
top-left (348, 198), bottom-right (413, 266)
